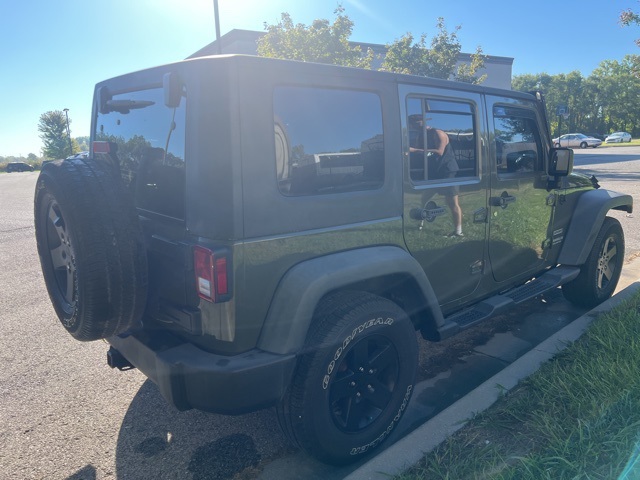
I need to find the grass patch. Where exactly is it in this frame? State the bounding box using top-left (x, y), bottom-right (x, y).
top-left (397, 289), bottom-right (640, 480)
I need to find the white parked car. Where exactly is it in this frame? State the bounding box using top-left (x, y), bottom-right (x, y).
top-left (552, 133), bottom-right (602, 149)
top-left (65, 151), bottom-right (89, 160)
top-left (605, 132), bottom-right (632, 143)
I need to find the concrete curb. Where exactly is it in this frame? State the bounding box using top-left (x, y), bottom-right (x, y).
top-left (346, 280), bottom-right (640, 480)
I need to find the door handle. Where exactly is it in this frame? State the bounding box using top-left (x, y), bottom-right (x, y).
top-left (490, 192), bottom-right (517, 209)
top-left (410, 201), bottom-right (447, 222)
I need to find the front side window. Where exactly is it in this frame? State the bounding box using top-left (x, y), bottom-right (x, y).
top-left (493, 106), bottom-right (542, 176)
top-left (273, 87), bottom-right (384, 196)
top-left (407, 97), bottom-right (477, 183)
top-left (95, 87), bottom-right (186, 219)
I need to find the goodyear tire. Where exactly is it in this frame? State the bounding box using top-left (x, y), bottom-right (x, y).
top-left (34, 158), bottom-right (148, 341)
top-left (277, 291), bottom-right (417, 465)
top-left (562, 217), bottom-right (624, 308)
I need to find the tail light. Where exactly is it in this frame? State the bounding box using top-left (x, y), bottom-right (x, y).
top-left (194, 246), bottom-right (232, 303)
top-left (92, 141), bottom-right (111, 154)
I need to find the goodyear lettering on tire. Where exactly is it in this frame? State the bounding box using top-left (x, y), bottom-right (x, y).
top-left (322, 317), bottom-right (394, 390)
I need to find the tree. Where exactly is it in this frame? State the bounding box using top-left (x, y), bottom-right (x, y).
top-left (381, 18), bottom-right (486, 84)
top-left (257, 7), bottom-right (373, 69)
top-left (38, 110), bottom-right (73, 159)
top-left (591, 56), bottom-right (640, 134)
top-left (512, 55), bottom-right (640, 138)
top-left (258, 10), bottom-right (486, 84)
top-left (75, 136), bottom-right (90, 152)
top-left (620, 5), bottom-right (640, 47)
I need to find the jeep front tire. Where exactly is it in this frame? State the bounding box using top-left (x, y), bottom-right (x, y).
top-left (277, 291), bottom-right (417, 465)
top-left (562, 217), bottom-right (624, 308)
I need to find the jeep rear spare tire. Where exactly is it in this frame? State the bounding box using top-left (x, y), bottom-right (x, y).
top-left (34, 159), bottom-right (148, 341)
top-left (277, 291), bottom-right (417, 465)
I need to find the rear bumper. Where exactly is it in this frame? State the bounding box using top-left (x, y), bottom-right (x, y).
top-left (108, 332), bottom-right (296, 415)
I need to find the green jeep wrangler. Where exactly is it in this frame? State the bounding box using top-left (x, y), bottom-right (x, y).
top-left (34, 55), bottom-right (633, 464)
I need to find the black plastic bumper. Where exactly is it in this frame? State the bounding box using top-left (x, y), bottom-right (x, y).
top-left (108, 332), bottom-right (296, 415)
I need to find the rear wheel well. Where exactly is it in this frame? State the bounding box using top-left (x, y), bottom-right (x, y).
top-left (314, 273), bottom-right (439, 337)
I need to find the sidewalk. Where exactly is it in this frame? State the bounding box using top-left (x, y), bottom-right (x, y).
top-left (347, 256), bottom-right (640, 480)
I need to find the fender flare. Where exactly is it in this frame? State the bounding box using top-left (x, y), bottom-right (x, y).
top-left (256, 246), bottom-right (443, 355)
top-left (558, 189), bottom-right (633, 266)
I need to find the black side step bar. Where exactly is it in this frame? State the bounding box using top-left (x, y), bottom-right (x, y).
top-left (433, 266), bottom-right (580, 340)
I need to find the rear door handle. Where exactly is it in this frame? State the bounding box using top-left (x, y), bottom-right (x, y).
top-left (490, 192), bottom-right (517, 209)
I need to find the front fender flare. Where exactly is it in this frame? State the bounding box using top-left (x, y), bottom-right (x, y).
top-left (257, 246), bottom-right (442, 355)
top-left (558, 189), bottom-right (633, 266)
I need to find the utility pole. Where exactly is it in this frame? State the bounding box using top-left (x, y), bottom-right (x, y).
top-left (63, 108), bottom-right (72, 156)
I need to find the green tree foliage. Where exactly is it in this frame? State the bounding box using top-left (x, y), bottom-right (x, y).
top-left (75, 136), bottom-right (90, 152)
top-left (512, 55), bottom-right (640, 137)
top-left (591, 56), bottom-right (640, 133)
top-left (620, 4), bottom-right (640, 47)
top-left (38, 110), bottom-right (73, 159)
top-left (257, 10), bottom-right (484, 83)
top-left (257, 7), bottom-right (373, 68)
top-left (381, 18), bottom-right (486, 84)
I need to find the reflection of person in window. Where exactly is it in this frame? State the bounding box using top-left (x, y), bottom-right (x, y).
top-left (408, 114), bottom-right (425, 154)
top-left (425, 126), bottom-right (463, 237)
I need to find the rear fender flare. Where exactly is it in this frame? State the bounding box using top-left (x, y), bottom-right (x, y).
top-left (257, 246), bottom-right (443, 355)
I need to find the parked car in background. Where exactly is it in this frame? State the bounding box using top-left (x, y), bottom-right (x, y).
top-left (65, 151), bottom-right (89, 160)
top-left (552, 133), bottom-right (602, 148)
top-left (584, 132), bottom-right (606, 141)
top-left (605, 132), bottom-right (632, 143)
top-left (6, 162), bottom-right (35, 172)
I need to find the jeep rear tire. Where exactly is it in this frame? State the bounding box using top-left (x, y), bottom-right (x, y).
top-left (277, 291), bottom-right (417, 465)
top-left (34, 159), bottom-right (148, 341)
top-left (562, 217), bottom-right (624, 308)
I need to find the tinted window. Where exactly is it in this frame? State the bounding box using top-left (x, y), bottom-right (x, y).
top-left (273, 87), bottom-right (384, 196)
top-left (493, 106), bottom-right (542, 175)
top-left (95, 87), bottom-right (186, 219)
top-left (407, 97), bottom-right (477, 183)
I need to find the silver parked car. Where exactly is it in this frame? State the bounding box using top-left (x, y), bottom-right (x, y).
top-left (65, 151), bottom-right (89, 160)
top-left (552, 133), bottom-right (602, 149)
top-left (605, 132), bottom-right (632, 143)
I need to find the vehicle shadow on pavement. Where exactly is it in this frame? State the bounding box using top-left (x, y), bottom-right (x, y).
top-left (114, 381), bottom-right (294, 479)
top-left (65, 465), bottom-right (97, 480)
top-left (358, 291), bottom-right (589, 468)
top-left (113, 375), bottom-right (373, 480)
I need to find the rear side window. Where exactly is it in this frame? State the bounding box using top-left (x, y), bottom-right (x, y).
top-left (95, 87), bottom-right (186, 219)
top-left (273, 87), bottom-right (384, 196)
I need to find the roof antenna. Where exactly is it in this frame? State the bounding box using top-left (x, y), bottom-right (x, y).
top-left (214, 0), bottom-right (222, 54)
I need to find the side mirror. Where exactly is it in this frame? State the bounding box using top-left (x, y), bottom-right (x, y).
top-left (163, 72), bottom-right (183, 108)
top-left (549, 148), bottom-right (573, 177)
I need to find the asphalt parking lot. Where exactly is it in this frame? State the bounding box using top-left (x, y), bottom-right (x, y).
top-left (1, 145), bottom-right (638, 479)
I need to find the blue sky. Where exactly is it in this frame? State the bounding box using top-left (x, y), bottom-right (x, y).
top-left (1, 0), bottom-right (638, 157)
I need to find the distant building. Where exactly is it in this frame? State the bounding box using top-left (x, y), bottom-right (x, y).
top-left (189, 29), bottom-right (514, 90)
